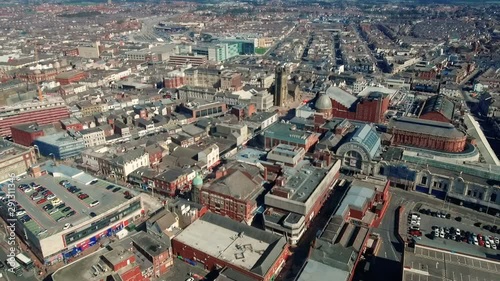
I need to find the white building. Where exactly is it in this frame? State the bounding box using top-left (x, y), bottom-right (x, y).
top-left (80, 127), bottom-right (106, 147)
top-left (197, 144), bottom-right (219, 169)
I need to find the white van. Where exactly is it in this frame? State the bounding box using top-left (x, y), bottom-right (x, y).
top-left (89, 200), bottom-right (100, 207)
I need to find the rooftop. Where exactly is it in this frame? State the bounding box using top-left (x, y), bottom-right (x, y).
top-left (334, 184), bottom-right (375, 218)
top-left (203, 165), bottom-right (263, 201)
top-left (0, 139), bottom-right (32, 160)
top-left (419, 94), bottom-right (455, 121)
top-left (280, 161), bottom-right (330, 203)
top-left (389, 117), bottom-right (465, 139)
top-left (173, 212), bottom-right (287, 276)
top-left (263, 123), bottom-right (316, 145)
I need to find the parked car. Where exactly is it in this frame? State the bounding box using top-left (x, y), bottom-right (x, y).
top-left (112, 187), bottom-right (122, 193)
top-left (89, 212), bottom-right (97, 217)
top-left (62, 207), bottom-right (71, 213)
top-left (89, 180), bottom-right (98, 185)
top-left (36, 198), bottom-right (47, 204)
top-left (49, 208), bottom-right (59, 215)
top-left (46, 194), bottom-right (56, 200)
top-left (78, 193), bottom-right (89, 200)
top-left (63, 223), bottom-right (72, 230)
top-left (66, 210), bottom-right (76, 217)
top-left (31, 194), bottom-right (43, 201)
top-left (106, 185), bottom-right (114, 190)
top-left (455, 216), bottom-right (462, 222)
top-left (56, 203), bottom-right (66, 209)
top-left (43, 204), bottom-right (54, 211)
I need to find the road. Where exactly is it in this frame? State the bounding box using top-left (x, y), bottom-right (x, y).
top-left (276, 180), bottom-right (349, 281)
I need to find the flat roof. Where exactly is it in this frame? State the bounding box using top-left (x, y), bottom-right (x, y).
top-left (403, 245), bottom-right (500, 281)
top-left (1, 174), bottom-right (132, 237)
top-left (281, 161), bottom-right (330, 203)
top-left (174, 213), bottom-right (286, 276)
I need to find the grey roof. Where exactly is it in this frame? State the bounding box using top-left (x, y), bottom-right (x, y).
top-left (315, 93), bottom-right (333, 110)
top-left (112, 147), bottom-right (147, 165)
top-left (204, 169), bottom-right (262, 201)
top-left (420, 94), bottom-right (455, 121)
top-left (326, 86), bottom-right (357, 108)
top-left (389, 117), bottom-right (465, 138)
top-left (347, 124), bottom-right (381, 159)
top-left (335, 185), bottom-right (375, 217)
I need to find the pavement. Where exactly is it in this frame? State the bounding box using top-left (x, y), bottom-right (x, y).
top-left (0, 225), bottom-right (39, 281)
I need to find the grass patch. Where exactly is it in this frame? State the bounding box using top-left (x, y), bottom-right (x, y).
top-left (255, 47), bottom-right (268, 55)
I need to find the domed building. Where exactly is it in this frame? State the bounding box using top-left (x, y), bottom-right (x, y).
top-left (314, 93), bottom-right (332, 117)
top-left (192, 175), bottom-right (203, 188)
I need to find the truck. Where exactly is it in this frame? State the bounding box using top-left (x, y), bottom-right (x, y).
top-left (15, 253), bottom-right (34, 270)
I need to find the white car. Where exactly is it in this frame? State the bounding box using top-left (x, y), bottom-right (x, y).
top-left (63, 223), bottom-right (72, 230)
top-left (46, 194), bottom-right (56, 200)
top-left (495, 237), bottom-right (499, 245)
top-left (456, 228), bottom-right (461, 236)
top-left (486, 240), bottom-right (491, 248)
top-left (473, 236), bottom-right (479, 245)
top-left (493, 244), bottom-right (497, 250)
top-left (440, 232), bottom-right (445, 238)
top-left (434, 231), bottom-right (439, 237)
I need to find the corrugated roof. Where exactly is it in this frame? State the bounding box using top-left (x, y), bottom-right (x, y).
top-left (335, 185), bottom-right (375, 217)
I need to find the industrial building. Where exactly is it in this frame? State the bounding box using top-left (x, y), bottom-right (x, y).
top-left (34, 131), bottom-right (85, 160)
top-left (171, 212), bottom-right (289, 281)
top-left (0, 97), bottom-right (69, 137)
top-left (0, 163), bottom-right (145, 265)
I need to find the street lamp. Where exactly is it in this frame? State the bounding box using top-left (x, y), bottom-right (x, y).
top-left (48, 153), bottom-right (56, 164)
top-left (110, 171), bottom-right (117, 184)
top-left (33, 144), bottom-right (40, 158)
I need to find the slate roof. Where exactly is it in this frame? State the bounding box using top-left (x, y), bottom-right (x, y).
top-left (419, 94), bottom-right (455, 121)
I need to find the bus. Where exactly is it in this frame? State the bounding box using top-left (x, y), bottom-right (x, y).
top-left (15, 253), bottom-right (34, 270)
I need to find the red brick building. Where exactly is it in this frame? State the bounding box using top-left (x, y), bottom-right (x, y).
top-left (330, 93), bottom-right (389, 124)
top-left (55, 70), bottom-right (88, 85)
top-left (0, 100), bottom-right (69, 137)
top-left (196, 163), bottom-right (264, 223)
top-left (418, 94), bottom-right (455, 123)
top-left (389, 117), bottom-right (467, 153)
top-left (10, 122), bottom-right (47, 147)
top-left (60, 118), bottom-right (84, 131)
top-left (231, 103), bottom-right (256, 120)
top-left (163, 76), bottom-right (185, 88)
top-left (172, 212), bottom-right (289, 281)
top-left (153, 168), bottom-right (191, 197)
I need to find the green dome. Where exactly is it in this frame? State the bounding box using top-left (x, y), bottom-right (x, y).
top-left (192, 176), bottom-right (203, 187)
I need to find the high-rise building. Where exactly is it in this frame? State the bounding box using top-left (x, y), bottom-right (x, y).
top-left (274, 65), bottom-right (288, 106)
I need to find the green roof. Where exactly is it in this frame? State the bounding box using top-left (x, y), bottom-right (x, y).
top-left (263, 123), bottom-right (312, 145)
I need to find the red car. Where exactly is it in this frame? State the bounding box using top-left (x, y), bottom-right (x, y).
top-left (479, 240), bottom-right (485, 247)
top-left (410, 230), bottom-right (422, 237)
top-left (37, 198), bottom-right (47, 204)
top-left (78, 194), bottom-right (89, 200)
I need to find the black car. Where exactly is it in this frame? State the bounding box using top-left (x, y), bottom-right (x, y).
top-left (106, 185), bottom-right (114, 190)
top-left (89, 180), bottom-right (98, 185)
top-left (474, 222), bottom-right (482, 227)
top-left (62, 207), bottom-right (71, 213)
top-left (20, 215), bottom-right (31, 223)
top-left (89, 212), bottom-right (97, 217)
top-left (112, 187), bottom-right (122, 193)
top-left (455, 216), bottom-right (462, 222)
top-left (484, 225), bottom-right (491, 231)
top-left (66, 210), bottom-right (76, 217)
top-left (43, 204), bottom-right (54, 211)
top-left (57, 203), bottom-right (66, 209)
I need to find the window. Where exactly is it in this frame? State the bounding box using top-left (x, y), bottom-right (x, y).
top-left (467, 190), bottom-right (471, 196)
top-left (421, 176), bottom-right (427, 185)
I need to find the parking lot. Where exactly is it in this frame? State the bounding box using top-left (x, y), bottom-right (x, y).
top-left (408, 204), bottom-right (500, 259)
top-left (404, 245), bottom-right (500, 281)
top-left (2, 176), bottom-right (133, 238)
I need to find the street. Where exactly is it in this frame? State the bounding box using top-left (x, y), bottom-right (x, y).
top-left (0, 226), bottom-right (38, 281)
